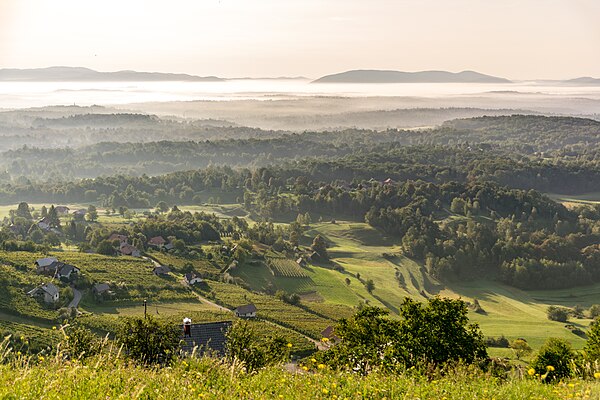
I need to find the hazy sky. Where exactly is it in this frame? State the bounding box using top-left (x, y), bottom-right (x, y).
top-left (1, 0), bottom-right (599, 79)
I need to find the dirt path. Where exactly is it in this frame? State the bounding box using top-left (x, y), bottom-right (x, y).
top-left (68, 288), bottom-right (82, 309)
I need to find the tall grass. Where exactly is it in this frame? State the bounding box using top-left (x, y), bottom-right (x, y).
top-left (2, 335), bottom-right (600, 399)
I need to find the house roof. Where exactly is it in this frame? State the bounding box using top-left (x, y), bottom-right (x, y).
top-left (41, 283), bottom-right (59, 297)
top-left (185, 272), bottom-right (200, 281)
top-left (235, 304), bottom-right (257, 314)
top-left (120, 244), bottom-right (139, 255)
top-left (180, 321), bottom-right (232, 355)
top-left (321, 325), bottom-right (336, 338)
top-left (148, 236), bottom-right (166, 245)
top-left (93, 283), bottom-right (110, 293)
top-left (36, 257), bottom-right (58, 267)
top-left (58, 264), bottom-right (78, 276)
top-left (109, 233), bottom-right (128, 242)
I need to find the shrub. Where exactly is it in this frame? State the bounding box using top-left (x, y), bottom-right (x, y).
top-left (117, 317), bottom-right (180, 365)
top-left (547, 306), bottom-right (569, 322)
top-left (590, 304), bottom-right (600, 319)
top-left (509, 338), bottom-right (532, 360)
top-left (62, 324), bottom-right (102, 359)
top-left (226, 321), bottom-right (289, 373)
top-left (320, 298), bottom-right (487, 374)
top-left (485, 335), bottom-right (510, 348)
top-left (530, 338), bottom-right (575, 382)
top-left (584, 319), bottom-right (600, 361)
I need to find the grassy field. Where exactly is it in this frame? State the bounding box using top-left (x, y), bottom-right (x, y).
top-left (1, 355), bottom-right (600, 400)
top-left (300, 221), bottom-right (600, 353)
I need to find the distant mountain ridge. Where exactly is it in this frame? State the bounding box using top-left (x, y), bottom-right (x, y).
top-left (565, 77), bottom-right (600, 85)
top-left (0, 66), bottom-right (224, 82)
top-left (313, 69), bottom-right (511, 83)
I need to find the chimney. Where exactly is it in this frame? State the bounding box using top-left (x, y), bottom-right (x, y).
top-left (183, 317), bottom-right (192, 337)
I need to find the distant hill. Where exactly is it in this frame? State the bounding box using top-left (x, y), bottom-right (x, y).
top-left (0, 66), bottom-right (224, 82)
top-left (313, 69), bottom-right (511, 84)
top-left (565, 77), bottom-right (600, 85)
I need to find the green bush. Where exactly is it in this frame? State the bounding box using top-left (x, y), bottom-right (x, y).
top-left (320, 298), bottom-right (487, 373)
top-left (547, 306), bottom-right (569, 323)
top-left (226, 321), bottom-right (289, 373)
top-left (531, 338), bottom-right (575, 382)
top-left (117, 317), bottom-right (180, 365)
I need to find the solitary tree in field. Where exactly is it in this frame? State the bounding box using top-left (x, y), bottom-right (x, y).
top-left (510, 338), bottom-right (532, 360)
top-left (155, 201), bottom-right (169, 213)
top-left (311, 234), bottom-right (329, 260)
top-left (87, 205), bottom-right (98, 222)
top-left (365, 279), bottom-right (375, 294)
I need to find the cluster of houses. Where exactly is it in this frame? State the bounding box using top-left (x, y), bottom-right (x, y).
top-left (28, 256), bottom-right (111, 305)
top-left (35, 206), bottom-right (87, 233)
top-left (107, 233), bottom-right (174, 258)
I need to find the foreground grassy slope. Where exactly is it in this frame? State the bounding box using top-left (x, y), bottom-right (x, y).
top-left (0, 356), bottom-right (598, 400)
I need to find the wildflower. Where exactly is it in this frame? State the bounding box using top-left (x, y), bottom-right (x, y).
top-left (16, 351), bottom-right (21, 356)
top-left (318, 364), bottom-right (326, 369)
top-left (302, 366), bottom-right (308, 371)
top-left (38, 356), bottom-right (45, 362)
top-left (595, 372), bottom-right (600, 379)
top-left (287, 343), bottom-right (293, 348)
top-left (52, 326), bottom-right (56, 330)
top-left (311, 358), bottom-right (317, 363)
top-left (321, 337), bottom-right (329, 342)
top-left (546, 365), bottom-right (555, 372)
top-left (322, 389), bottom-right (329, 394)
top-left (19, 336), bottom-right (24, 341)
top-left (528, 368), bottom-right (536, 376)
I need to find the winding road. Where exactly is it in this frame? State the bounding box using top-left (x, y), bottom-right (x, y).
top-left (68, 288), bottom-right (82, 309)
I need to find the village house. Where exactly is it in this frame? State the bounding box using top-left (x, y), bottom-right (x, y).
top-left (148, 236), bottom-right (166, 247)
top-left (184, 272), bottom-right (202, 285)
top-left (296, 257), bottom-right (307, 267)
top-left (35, 257), bottom-right (58, 273)
top-left (321, 325), bottom-right (340, 343)
top-left (72, 209), bottom-right (87, 218)
top-left (108, 233), bottom-right (128, 245)
top-left (36, 217), bottom-right (52, 232)
top-left (55, 206), bottom-right (70, 215)
top-left (120, 243), bottom-right (141, 257)
top-left (28, 283), bottom-right (59, 304)
top-left (180, 319), bottom-right (231, 356)
top-left (57, 263), bottom-right (80, 280)
top-left (92, 283), bottom-right (111, 296)
top-left (234, 303), bottom-right (257, 318)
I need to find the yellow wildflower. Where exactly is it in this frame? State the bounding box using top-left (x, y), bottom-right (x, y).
top-left (302, 366), bottom-right (308, 371)
top-left (318, 364), bottom-right (326, 369)
top-left (546, 365), bottom-right (555, 372)
top-left (287, 343), bottom-right (293, 348)
top-left (527, 368), bottom-right (535, 376)
top-left (595, 372), bottom-right (600, 379)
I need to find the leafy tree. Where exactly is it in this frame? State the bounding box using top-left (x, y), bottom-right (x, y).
top-left (311, 234), bottom-right (328, 260)
top-left (62, 324), bottom-right (102, 359)
top-left (87, 205), bottom-right (98, 222)
top-left (117, 317), bottom-right (180, 365)
top-left (320, 298), bottom-right (486, 373)
top-left (584, 320), bottom-right (600, 361)
top-left (96, 240), bottom-right (115, 255)
top-left (16, 202), bottom-right (32, 220)
top-left (547, 306), bottom-right (569, 322)
top-left (509, 338), bottom-right (532, 360)
top-left (155, 201), bottom-right (169, 213)
top-left (589, 304), bottom-right (600, 319)
top-left (226, 321), bottom-right (289, 372)
top-left (46, 205), bottom-right (61, 228)
top-left (345, 277), bottom-right (351, 286)
top-left (531, 338), bottom-right (575, 382)
top-left (365, 279), bottom-right (375, 294)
